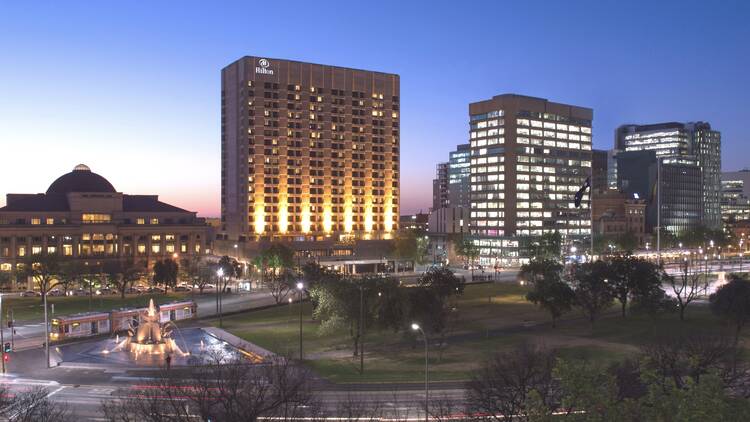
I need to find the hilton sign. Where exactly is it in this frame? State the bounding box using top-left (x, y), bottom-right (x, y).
top-left (255, 58), bottom-right (274, 75)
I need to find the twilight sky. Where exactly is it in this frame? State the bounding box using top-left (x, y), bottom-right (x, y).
top-left (1, 0), bottom-right (748, 217)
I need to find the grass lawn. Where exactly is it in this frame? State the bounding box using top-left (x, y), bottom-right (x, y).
top-left (213, 283), bottom-right (735, 384)
top-left (3, 293), bottom-right (191, 323)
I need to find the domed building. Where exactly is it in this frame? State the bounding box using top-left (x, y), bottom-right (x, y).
top-left (0, 165), bottom-right (211, 290)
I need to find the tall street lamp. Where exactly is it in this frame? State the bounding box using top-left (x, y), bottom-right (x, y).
top-left (297, 281), bottom-right (304, 361)
top-left (411, 323), bottom-right (429, 422)
top-left (216, 268), bottom-right (224, 328)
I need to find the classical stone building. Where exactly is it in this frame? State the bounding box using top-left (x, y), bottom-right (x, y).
top-left (0, 165), bottom-right (211, 290)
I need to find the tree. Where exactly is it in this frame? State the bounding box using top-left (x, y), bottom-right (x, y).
top-left (255, 244), bottom-right (295, 304)
top-left (58, 260), bottom-right (85, 295)
top-left (218, 255), bottom-right (242, 292)
top-left (418, 266), bottom-right (464, 299)
top-left (455, 237), bottom-right (479, 280)
top-left (569, 261), bottom-right (615, 326)
top-left (153, 258), bottom-right (179, 293)
top-left (668, 258), bottom-right (710, 321)
top-left (103, 260), bottom-right (145, 299)
top-left (308, 275), bottom-right (367, 357)
top-left (710, 274), bottom-right (750, 345)
top-left (608, 255), bottom-right (669, 317)
top-left (521, 259), bottom-right (574, 327)
top-left (101, 355), bottom-right (315, 422)
top-left (0, 385), bottom-right (69, 421)
top-left (393, 231), bottom-right (428, 265)
top-left (465, 344), bottom-right (557, 421)
top-left (23, 253), bottom-right (61, 298)
top-left (527, 231), bottom-right (562, 261)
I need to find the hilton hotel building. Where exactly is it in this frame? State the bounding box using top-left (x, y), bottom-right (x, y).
top-left (468, 94), bottom-right (593, 264)
top-left (220, 57), bottom-right (400, 244)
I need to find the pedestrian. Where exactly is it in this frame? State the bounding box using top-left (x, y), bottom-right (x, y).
top-left (165, 353), bottom-right (172, 370)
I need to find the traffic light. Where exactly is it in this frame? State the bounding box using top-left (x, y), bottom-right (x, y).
top-left (2, 343), bottom-right (9, 353)
top-left (3, 353), bottom-right (8, 363)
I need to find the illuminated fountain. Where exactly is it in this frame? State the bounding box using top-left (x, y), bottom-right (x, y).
top-left (112, 299), bottom-right (188, 358)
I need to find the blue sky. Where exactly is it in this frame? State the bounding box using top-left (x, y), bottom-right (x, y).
top-left (1, 0), bottom-right (748, 216)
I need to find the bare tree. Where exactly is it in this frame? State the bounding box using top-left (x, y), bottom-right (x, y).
top-left (0, 385), bottom-right (70, 422)
top-left (101, 354), bottom-right (315, 422)
top-left (465, 343), bottom-right (557, 421)
top-left (668, 259), bottom-right (711, 321)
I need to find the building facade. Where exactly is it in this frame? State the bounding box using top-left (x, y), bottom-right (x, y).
top-left (221, 56), bottom-right (400, 244)
top-left (591, 189), bottom-right (647, 247)
top-left (0, 165), bottom-right (211, 290)
top-left (721, 170), bottom-right (750, 223)
top-left (617, 151), bottom-right (702, 234)
top-left (432, 162), bottom-right (449, 210)
top-left (615, 122), bottom-right (721, 230)
top-left (468, 94), bottom-right (593, 264)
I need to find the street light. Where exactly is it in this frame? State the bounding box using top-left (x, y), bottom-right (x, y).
top-left (411, 323), bottom-right (429, 422)
top-left (216, 268), bottom-right (224, 327)
top-left (297, 282), bottom-right (304, 361)
top-left (570, 246), bottom-right (577, 254)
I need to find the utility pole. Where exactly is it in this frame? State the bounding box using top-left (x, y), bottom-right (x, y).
top-left (44, 290), bottom-right (50, 368)
top-left (1, 294), bottom-right (5, 374)
top-left (359, 284), bottom-right (364, 374)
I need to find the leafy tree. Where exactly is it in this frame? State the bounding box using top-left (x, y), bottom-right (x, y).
top-left (454, 236), bottom-right (480, 280)
top-left (217, 255), bottom-right (241, 292)
top-left (103, 260), bottom-right (145, 299)
top-left (418, 266), bottom-right (464, 298)
top-left (527, 231), bottom-right (562, 261)
top-left (153, 258), bottom-right (179, 293)
top-left (569, 261), bottom-right (615, 327)
top-left (370, 277), bottom-right (408, 332)
top-left (521, 259), bottom-right (574, 327)
top-left (407, 287), bottom-right (448, 338)
top-left (710, 274), bottom-right (750, 345)
top-left (0, 271), bottom-right (12, 291)
top-left (308, 275), bottom-right (364, 356)
top-left (392, 231), bottom-right (428, 265)
top-left (23, 253), bottom-right (61, 299)
top-left (58, 260), bottom-right (86, 295)
top-left (608, 255), bottom-right (669, 317)
top-left (254, 244), bottom-right (295, 304)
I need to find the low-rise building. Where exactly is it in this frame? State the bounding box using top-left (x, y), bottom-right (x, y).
top-left (0, 165), bottom-right (212, 290)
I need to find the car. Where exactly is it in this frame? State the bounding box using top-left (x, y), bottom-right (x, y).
top-left (125, 287), bottom-right (142, 295)
top-left (48, 289), bottom-right (65, 297)
top-left (174, 285), bottom-right (192, 292)
top-left (72, 289), bottom-right (91, 296)
top-left (20, 290), bottom-right (40, 297)
top-left (147, 286), bottom-right (165, 294)
top-left (98, 288), bottom-right (117, 295)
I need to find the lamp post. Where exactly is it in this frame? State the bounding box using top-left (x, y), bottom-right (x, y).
top-left (216, 268), bottom-right (224, 328)
top-left (0, 294), bottom-right (4, 374)
top-left (411, 323), bottom-right (429, 422)
top-left (296, 281), bottom-right (304, 361)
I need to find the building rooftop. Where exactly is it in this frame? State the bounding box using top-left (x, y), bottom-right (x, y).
top-left (46, 164), bottom-right (116, 194)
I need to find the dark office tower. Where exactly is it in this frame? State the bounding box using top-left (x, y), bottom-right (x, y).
top-left (221, 56), bottom-right (400, 242)
top-left (468, 94), bottom-right (593, 265)
top-left (592, 149), bottom-right (609, 192)
top-left (448, 144), bottom-right (471, 208)
top-left (432, 162), bottom-right (449, 210)
top-left (617, 151), bottom-right (702, 234)
top-left (615, 122), bottom-right (721, 230)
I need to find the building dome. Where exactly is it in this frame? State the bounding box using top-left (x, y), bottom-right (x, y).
top-left (46, 165), bottom-right (117, 194)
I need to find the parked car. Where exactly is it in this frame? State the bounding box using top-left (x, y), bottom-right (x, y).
top-left (97, 288), bottom-right (118, 296)
top-left (125, 287), bottom-right (142, 295)
top-left (73, 289), bottom-right (91, 296)
top-left (174, 285), bottom-right (192, 292)
top-left (48, 289), bottom-right (65, 297)
top-left (147, 286), bottom-right (165, 294)
top-left (20, 290), bottom-right (40, 297)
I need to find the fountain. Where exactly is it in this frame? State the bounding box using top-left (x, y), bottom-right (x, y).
top-left (112, 299), bottom-right (188, 357)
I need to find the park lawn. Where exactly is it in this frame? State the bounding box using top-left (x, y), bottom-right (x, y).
top-left (215, 282), bottom-right (736, 383)
top-left (3, 292), bottom-right (191, 323)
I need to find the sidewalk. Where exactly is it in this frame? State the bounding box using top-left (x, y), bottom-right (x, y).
top-left (202, 326), bottom-right (274, 362)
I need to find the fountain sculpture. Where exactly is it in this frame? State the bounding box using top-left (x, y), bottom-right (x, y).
top-left (112, 299), bottom-right (187, 358)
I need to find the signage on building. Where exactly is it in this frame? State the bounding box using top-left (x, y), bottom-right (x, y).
top-left (255, 58), bottom-right (274, 75)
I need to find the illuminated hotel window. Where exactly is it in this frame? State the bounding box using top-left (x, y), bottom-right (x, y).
top-left (63, 245), bottom-right (73, 256)
top-left (137, 218), bottom-right (145, 225)
top-left (150, 218), bottom-right (159, 225)
top-left (32, 246), bottom-right (42, 255)
top-left (82, 214), bottom-right (111, 224)
top-left (166, 244), bottom-right (175, 253)
top-left (17, 246), bottom-right (25, 257)
top-left (180, 244), bottom-right (187, 253)
top-left (152, 244), bottom-right (161, 253)
top-left (31, 218), bottom-right (41, 225)
top-left (137, 244), bottom-right (146, 254)
top-left (46, 218), bottom-right (54, 225)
